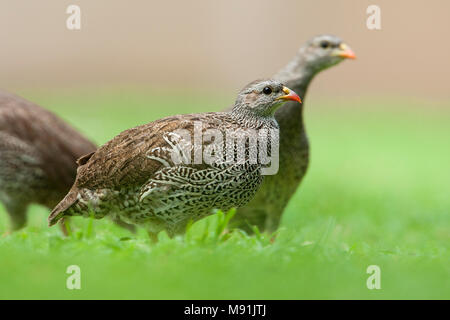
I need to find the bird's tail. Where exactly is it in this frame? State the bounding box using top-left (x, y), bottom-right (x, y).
top-left (48, 187), bottom-right (79, 226)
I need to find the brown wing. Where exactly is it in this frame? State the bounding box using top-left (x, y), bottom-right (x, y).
top-left (0, 90), bottom-right (97, 190)
top-left (76, 112), bottom-right (229, 190)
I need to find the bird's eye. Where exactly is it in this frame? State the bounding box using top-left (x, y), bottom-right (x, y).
top-left (262, 87), bottom-right (272, 95)
top-left (320, 41), bottom-right (329, 49)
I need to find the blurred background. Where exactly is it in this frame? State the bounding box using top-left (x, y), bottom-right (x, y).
top-left (0, 0), bottom-right (449, 99)
top-left (0, 0), bottom-right (449, 299)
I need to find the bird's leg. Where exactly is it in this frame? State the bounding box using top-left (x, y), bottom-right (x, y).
top-left (111, 216), bottom-right (136, 233)
top-left (59, 217), bottom-right (70, 236)
top-left (264, 204), bottom-right (283, 234)
top-left (264, 216), bottom-right (281, 234)
top-left (6, 202), bottom-right (28, 231)
top-left (147, 231), bottom-right (158, 243)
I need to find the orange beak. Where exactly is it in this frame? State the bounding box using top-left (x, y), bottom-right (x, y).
top-left (277, 87), bottom-right (302, 104)
top-left (337, 43), bottom-right (356, 59)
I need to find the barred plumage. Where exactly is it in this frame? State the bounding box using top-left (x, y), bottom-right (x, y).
top-left (48, 80), bottom-right (301, 239)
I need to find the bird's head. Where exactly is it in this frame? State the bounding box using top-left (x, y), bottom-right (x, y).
top-left (233, 79), bottom-right (301, 117)
top-left (300, 34), bottom-right (356, 72)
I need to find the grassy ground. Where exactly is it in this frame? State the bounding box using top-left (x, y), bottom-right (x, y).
top-left (0, 89), bottom-right (449, 299)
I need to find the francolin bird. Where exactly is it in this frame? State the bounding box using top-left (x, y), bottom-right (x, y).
top-left (231, 35), bottom-right (356, 233)
top-left (0, 90), bottom-right (97, 231)
top-left (48, 80), bottom-right (301, 240)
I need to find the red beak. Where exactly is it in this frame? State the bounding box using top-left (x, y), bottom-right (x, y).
top-left (338, 43), bottom-right (356, 59)
top-left (277, 87), bottom-right (302, 104)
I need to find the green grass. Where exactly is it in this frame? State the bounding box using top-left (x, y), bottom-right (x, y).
top-left (0, 89), bottom-right (449, 299)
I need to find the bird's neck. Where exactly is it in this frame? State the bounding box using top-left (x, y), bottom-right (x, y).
top-left (275, 52), bottom-right (317, 99)
top-left (230, 109), bottom-right (278, 130)
top-left (272, 52), bottom-right (317, 130)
